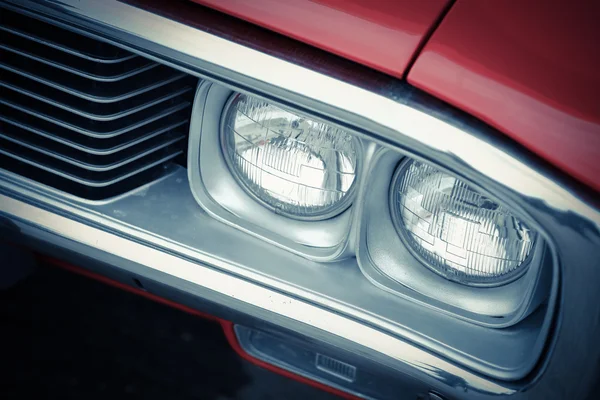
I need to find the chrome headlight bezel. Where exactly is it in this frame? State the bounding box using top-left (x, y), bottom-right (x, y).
top-left (190, 80), bottom-right (549, 326)
top-left (188, 81), bottom-right (363, 262)
top-left (355, 149), bottom-right (549, 326)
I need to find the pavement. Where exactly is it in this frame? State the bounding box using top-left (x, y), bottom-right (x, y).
top-left (0, 262), bottom-right (340, 400)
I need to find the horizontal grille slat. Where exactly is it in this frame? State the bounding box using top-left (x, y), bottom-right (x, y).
top-left (0, 8), bottom-right (197, 199)
top-left (1, 30), bottom-right (157, 81)
top-left (1, 70), bottom-right (195, 121)
top-left (0, 138), bottom-right (182, 187)
top-left (0, 151), bottom-right (179, 198)
top-left (0, 53), bottom-right (187, 103)
top-left (0, 26), bottom-right (135, 64)
top-left (1, 90), bottom-right (192, 138)
top-left (0, 9), bottom-right (134, 63)
top-left (1, 114), bottom-right (189, 155)
top-left (1, 124), bottom-right (186, 172)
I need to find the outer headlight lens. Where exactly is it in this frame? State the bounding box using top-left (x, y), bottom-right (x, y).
top-left (391, 159), bottom-right (536, 286)
top-left (221, 93), bottom-right (358, 220)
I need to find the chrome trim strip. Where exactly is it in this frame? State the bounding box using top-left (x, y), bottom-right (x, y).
top-left (0, 99), bottom-right (191, 138)
top-left (0, 43), bottom-right (158, 82)
top-left (0, 149), bottom-right (182, 187)
top-left (0, 192), bottom-right (514, 396)
top-left (0, 132), bottom-right (185, 172)
top-left (0, 25), bottom-right (136, 63)
top-left (0, 81), bottom-right (193, 122)
top-left (0, 115), bottom-right (189, 155)
top-left (0, 63), bottom-right (187, 103)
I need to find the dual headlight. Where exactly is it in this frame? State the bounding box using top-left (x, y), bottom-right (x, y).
top-left (219, 92), bottom-right (536, 287)
top-left (189, 82), bottom-right (546, 328)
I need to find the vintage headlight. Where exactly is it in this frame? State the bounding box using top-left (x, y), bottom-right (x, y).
top-left (220, 93), bottom-right (358, 220)
top-left (390, 159), bottom-right (537, 286)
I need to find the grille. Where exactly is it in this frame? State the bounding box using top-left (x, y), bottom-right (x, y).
top-left (0, 8), bottom-right (197, 199)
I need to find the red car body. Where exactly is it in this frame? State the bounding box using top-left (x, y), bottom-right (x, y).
top-left (195, 0), bottom-right (600, 192)
top-left (2, 0), bottom-right (599, 399)
top-left (193, 0), bottom-right (450, 78)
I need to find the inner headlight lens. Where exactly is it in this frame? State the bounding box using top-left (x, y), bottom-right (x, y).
top-left (221, 93), bottom-right (358, 220)
top-left (391, 159), bottom-right (536, 286)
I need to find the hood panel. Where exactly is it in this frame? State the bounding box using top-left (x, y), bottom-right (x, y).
top-left (408, 0), bottom-right (600, 192)
top-left (192, 0), bottom-right (450, 78)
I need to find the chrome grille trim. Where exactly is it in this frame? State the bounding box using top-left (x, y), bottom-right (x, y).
top-left (0, 72), bottom-right (192, 121)
top-left (0, 146), bottom-right (182, 188)
top-left (0, 25), bottom-right (136, 63)
top-left (0, 43), bottom-right (158, 82)
top-left (0, 6), bottom-right (196, 199)
top-left (0, 9), bottom-right (134, 63)
top-left (0, 98), bottom-right (191, 138)
top-left (0, 63), bottom-right (188, 103)
top-left (0, 116), bottom-right (189, 155)
top-left (0, 131), bottom-right (185, 172)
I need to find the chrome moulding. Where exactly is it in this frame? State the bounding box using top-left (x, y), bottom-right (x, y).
top-left (1, 1), bottom-right (599, 399)
top-left (0, 6), bottom-right (196, 199)
top-left (188, 81), bottom-right (360, 261)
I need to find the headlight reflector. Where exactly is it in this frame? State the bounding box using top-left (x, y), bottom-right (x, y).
top-left (391, 159), bottom-right (536, 286)
top-left (221, 93), bottom-right (358, 220)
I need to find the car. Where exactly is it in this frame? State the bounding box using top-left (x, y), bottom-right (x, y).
top-left (1, 1), bottom-right (598, 399)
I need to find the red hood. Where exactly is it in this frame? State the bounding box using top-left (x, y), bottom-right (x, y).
top-left (191, 0), bottom-right (450, 79)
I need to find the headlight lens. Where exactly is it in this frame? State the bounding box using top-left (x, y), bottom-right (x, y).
top-left (391, 159), bottom-right (536, 286)
top-left (221, 93), bottom-right (358, 220)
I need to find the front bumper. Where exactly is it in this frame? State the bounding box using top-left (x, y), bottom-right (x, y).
top-left (0, 170), bottom-right (512, 398)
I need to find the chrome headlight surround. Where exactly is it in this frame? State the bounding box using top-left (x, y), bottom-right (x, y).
top-left (188, 79), bottom-right (548, 325)
top-left (355, 148), bottom-right (550, 326)
top-left (188, 81), bottom-right (363, 261)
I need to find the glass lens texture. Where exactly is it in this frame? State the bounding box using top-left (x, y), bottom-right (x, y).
top-left (222, 94), bottom-right (358, 219)
top-left (393, 160), bottom-right (536, 285)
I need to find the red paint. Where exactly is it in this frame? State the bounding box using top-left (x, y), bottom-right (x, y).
top-left (191, 0), bottom-right (450, 78)
top-left (40, 255), bottom-right (359, 399)
top-left (408, 0), bottom-right (600, 192)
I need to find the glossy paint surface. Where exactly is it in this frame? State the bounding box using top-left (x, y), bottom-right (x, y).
top-left (408, 0), bottom-right (600, 192)
top-left (191, 0), bottom-right (450, 78)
